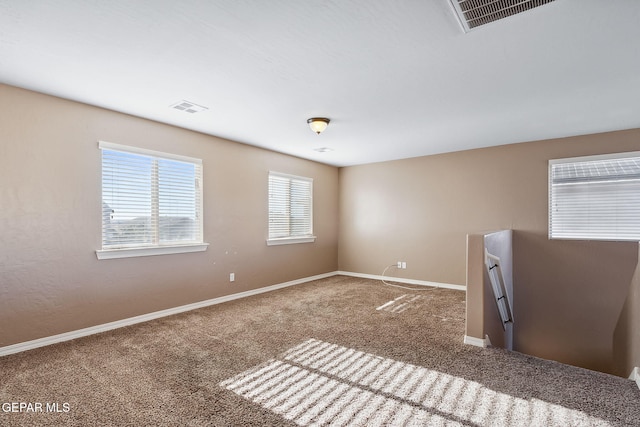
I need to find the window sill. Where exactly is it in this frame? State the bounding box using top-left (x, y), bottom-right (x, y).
top-left (266, 236), bottom-right (316, 246)
top-left (96, 243), bottom-right (209, 260)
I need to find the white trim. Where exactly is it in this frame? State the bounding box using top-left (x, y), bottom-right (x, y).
top-left (629, 367), bottom-right (640, 390)
top-left (337, 270), bottom-right (466, 291)
top-left (267, 236), bottom-right (317, 246)
top-left (549, 150), bottom-right (640, 166)
top-left (548, 151), bottom-right (640, 242)
top-left (98, 140), bottom-right (202, 164)
top-left (464, 335), bottom-right (491, 348)
top-left (268, 170), bottom-right (313, 183)
top-left (448, 0), bottom-right (471, 33)
top-left (268, 171), bottom-right (314, 242)
top-left (96, 243), bottom-right (209, 259)
top-left (0, 271), bottom-right (338, 357)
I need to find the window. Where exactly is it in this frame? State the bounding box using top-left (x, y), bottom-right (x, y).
top-left (549, 152), bottom-right (640, 241)
top-left (267, 172), bottom-right (315, 245)
top-left (97, 141), bottom-right (208, 259)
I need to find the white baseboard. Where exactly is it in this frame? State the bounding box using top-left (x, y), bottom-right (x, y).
top-left (464, 334), bottom-right (492, 348)
top-left (337, 270), bottom-right (466, 291)
top-left (0, 271), bottom-right (339, 358)
top-left (630, 367), bottom-right (640, 390)
top-left (0, 271), bottom-right (463, 358)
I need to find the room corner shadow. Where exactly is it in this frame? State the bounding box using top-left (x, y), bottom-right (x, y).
top-left (613, 242), bottom-right (640, 379)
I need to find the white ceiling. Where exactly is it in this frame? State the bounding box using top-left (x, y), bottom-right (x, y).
top-left (1, 0), bottom-right (640, 167)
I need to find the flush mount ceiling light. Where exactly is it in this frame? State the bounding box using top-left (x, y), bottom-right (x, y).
top-left (307, 117), bottom-right (330, 135)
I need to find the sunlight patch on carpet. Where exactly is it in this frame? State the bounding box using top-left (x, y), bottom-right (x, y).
top-left (375, 294), bottom-right (424, 313)
top-left (220, 339), bottom-right (612, 426)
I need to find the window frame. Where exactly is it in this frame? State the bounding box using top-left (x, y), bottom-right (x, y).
top-left (267, 171), bottom-right (316, 246)
top-left (549, 151), bottom-right (640, 242)
top-left (96, 141), bottom-right (208, 259)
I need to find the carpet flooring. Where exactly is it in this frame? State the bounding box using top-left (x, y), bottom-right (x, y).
top-left (0, 275), bottom-right (638, 426)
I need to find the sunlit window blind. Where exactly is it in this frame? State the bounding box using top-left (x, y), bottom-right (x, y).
top-left (100, 142), bottom-right (203, 249)
top-left (549, 152), bottom-right (640, 241)
top-left (268, 172), bottom-right (313, 239)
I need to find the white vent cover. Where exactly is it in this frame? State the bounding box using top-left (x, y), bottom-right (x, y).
top-left (313, 147), bottom-right (333, 153)
top-left (450, 0), bottom-right (556, 32)
top-left (170, 100), bottom-right (208, 114)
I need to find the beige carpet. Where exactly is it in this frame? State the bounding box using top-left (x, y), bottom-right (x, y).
top-left (0, 275), bottom-right (638, 426)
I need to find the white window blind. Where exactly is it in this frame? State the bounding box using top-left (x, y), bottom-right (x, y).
top-left (100, 141), bottom-right (203, 251)
top-left (268, 172), bottom-right (314, 244)
top-left (549, 152), bottom-right (640, 241)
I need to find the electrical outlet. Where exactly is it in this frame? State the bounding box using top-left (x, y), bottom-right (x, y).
top-left (230, 273), bottom-right (235, 282)
top-left (401, 262), bottom-right (407, 269)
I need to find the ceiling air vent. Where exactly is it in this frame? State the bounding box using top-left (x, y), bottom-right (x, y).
top-left (449, 0), bottom-right (556, 32)
top-left (170, 100), bottom-right (208, 114)
top-left (313, 147), bottom-right (333, 153)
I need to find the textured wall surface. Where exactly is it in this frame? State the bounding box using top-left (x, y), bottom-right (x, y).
top-left (339, 129), bottom-right (640, 374)
top-left (3, 82), bottom-right (639, 377)
top-left (0, 84), bottom-right (339, 347)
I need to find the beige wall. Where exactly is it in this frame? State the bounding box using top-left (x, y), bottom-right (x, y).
top-left (0, 84), bottom-right (339, 347)
top-left (465, 234), bottom-right (485, 343)
top-left (339, 129), bottom-right (640, 374)
top-left (2, 82), bottom-right (639, 376)
top-left (613, 245), bottom-right (640, 377)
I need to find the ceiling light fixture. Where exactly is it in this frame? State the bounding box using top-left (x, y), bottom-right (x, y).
top-left (307, 117), bottom-right (330, 135)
